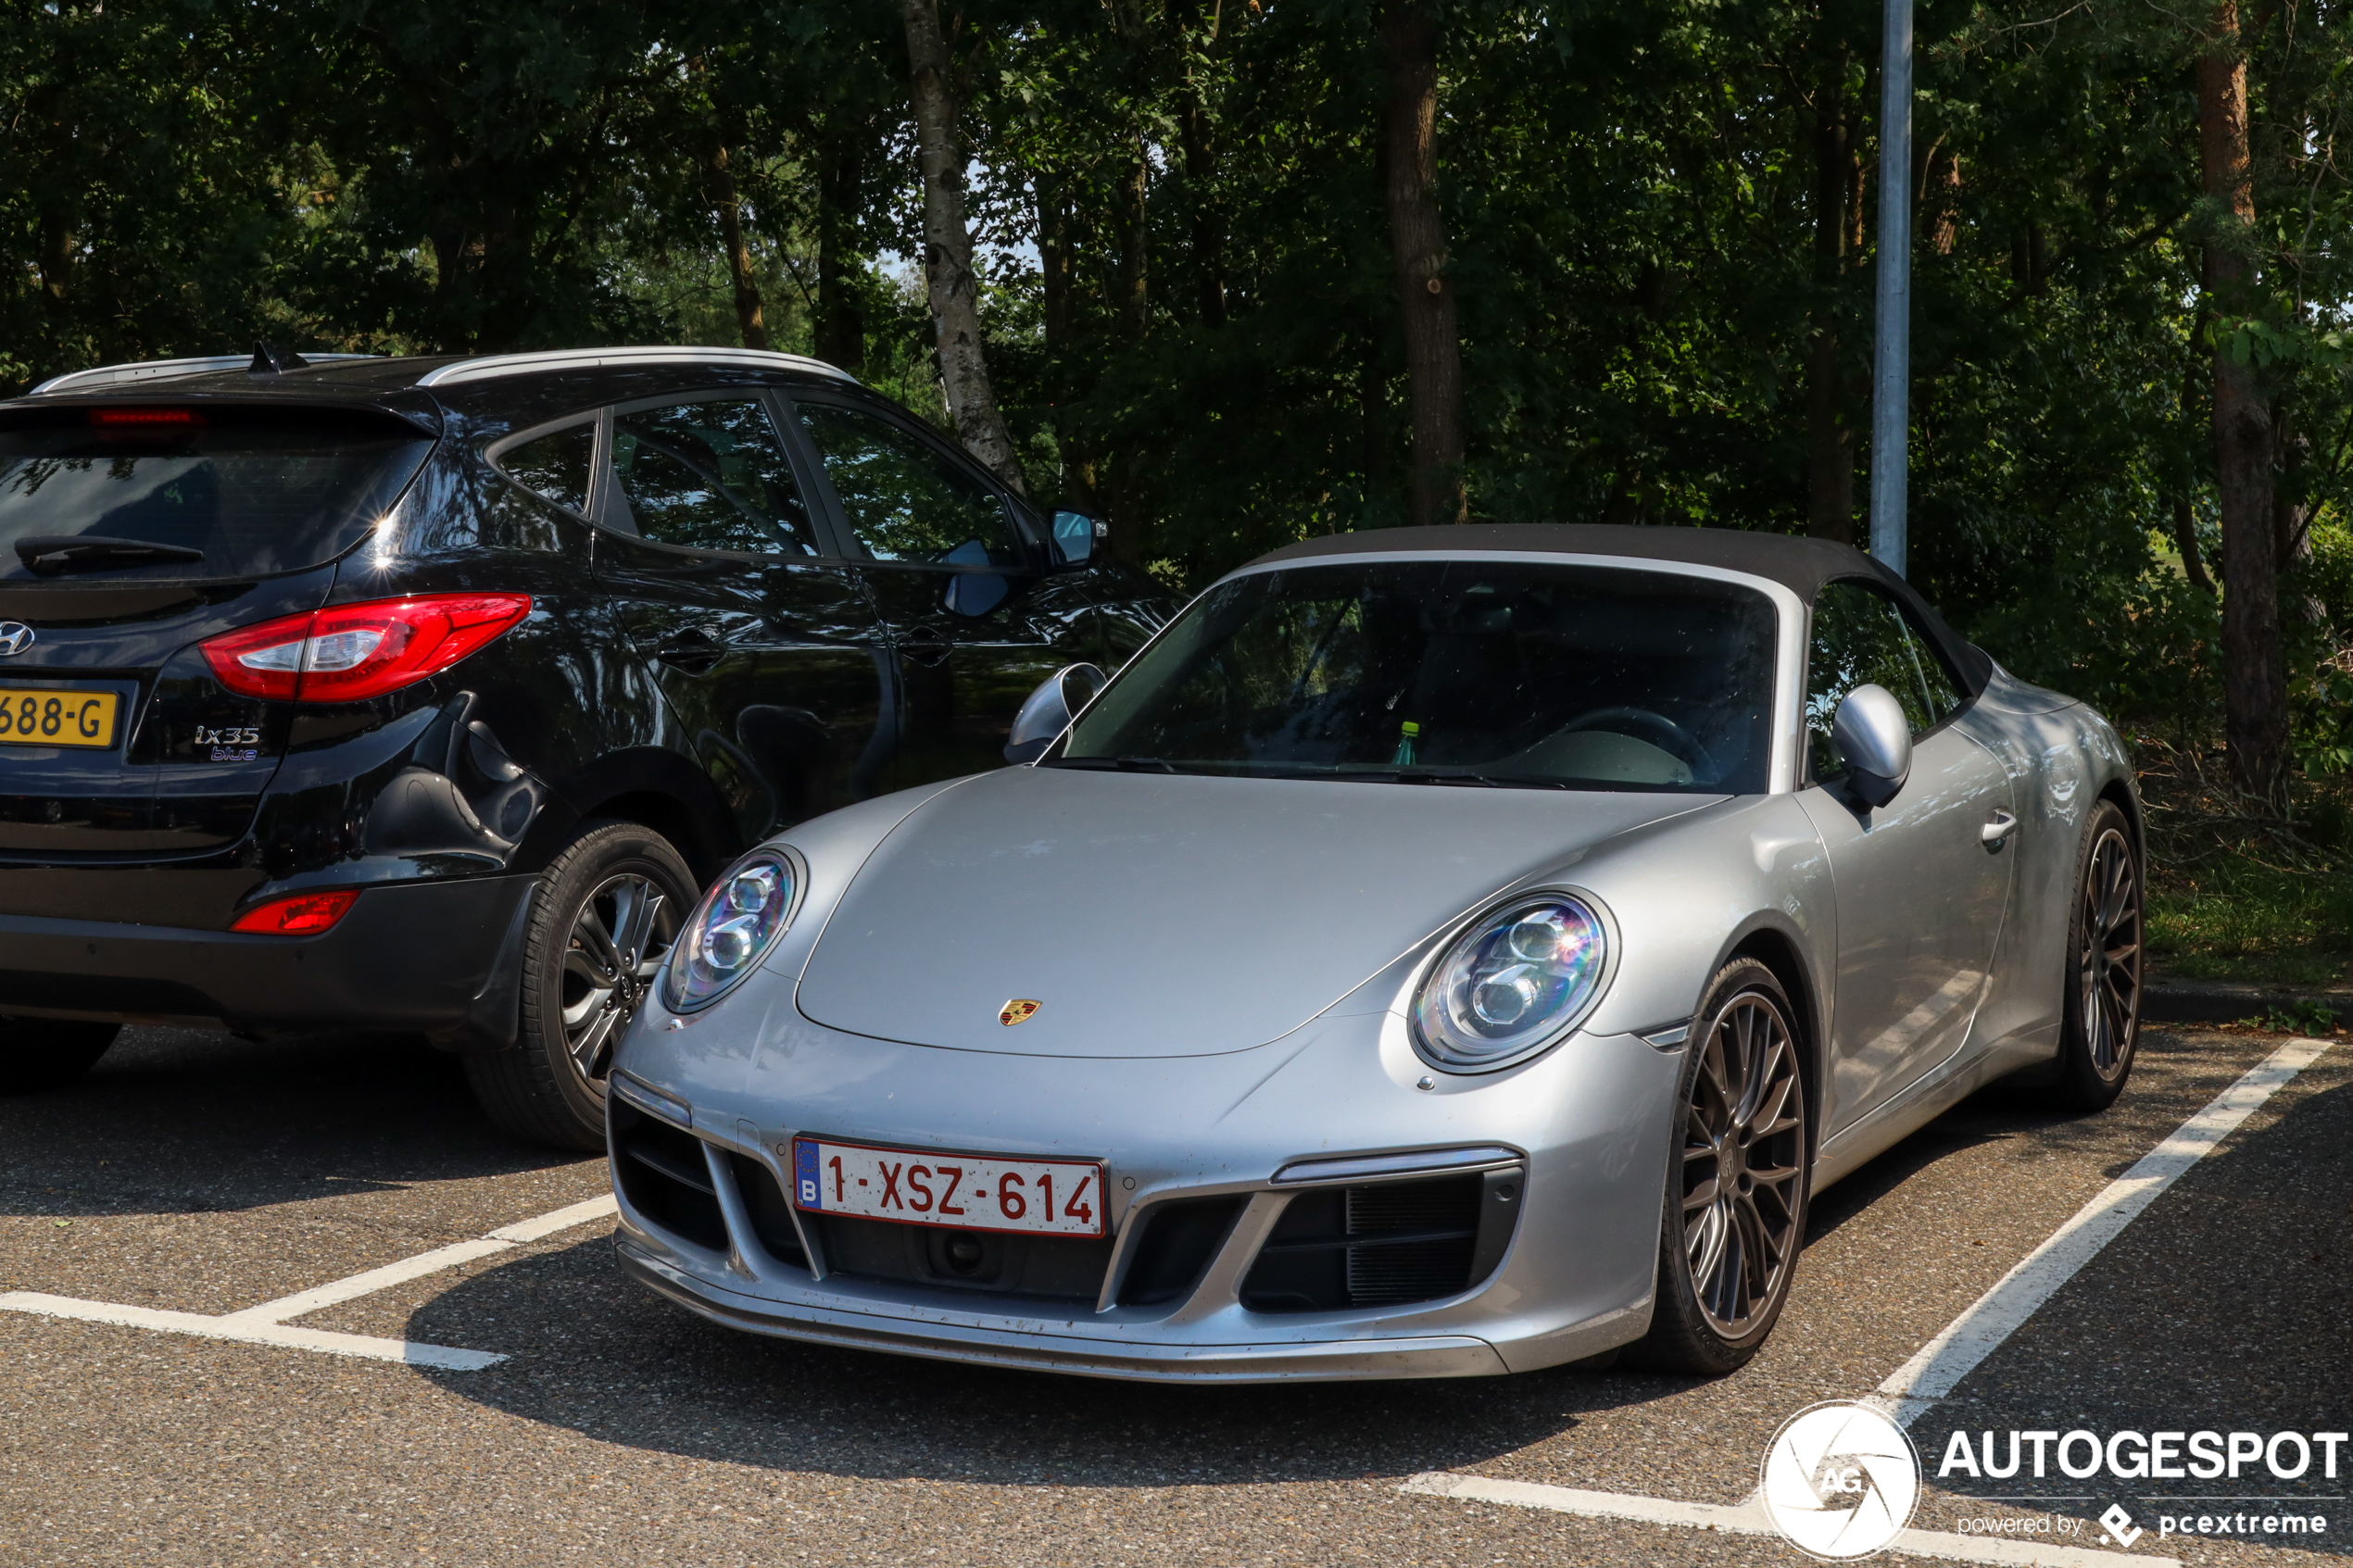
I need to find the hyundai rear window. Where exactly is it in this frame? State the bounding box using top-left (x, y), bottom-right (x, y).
top-left (0, 405), bottom-right (434, 582)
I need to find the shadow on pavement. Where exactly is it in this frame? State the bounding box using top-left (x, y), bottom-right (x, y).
top-left (408, 1228), bottom-right (1704, 1488)
top-left (0, 1024), bottom-right (583, 1216)
top-left (1919, 1065), bottom-right (2353, 1554)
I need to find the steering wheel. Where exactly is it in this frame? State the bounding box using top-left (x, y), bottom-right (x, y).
top-left (1557, 707), bottom-right (1716, 776)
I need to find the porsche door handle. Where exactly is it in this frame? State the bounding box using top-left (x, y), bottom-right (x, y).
top-left (1981, 809), bottom-right (2020, 849)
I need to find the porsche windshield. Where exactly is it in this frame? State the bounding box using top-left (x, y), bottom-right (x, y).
top-left (1056, 558), bottom-right (1779, 793)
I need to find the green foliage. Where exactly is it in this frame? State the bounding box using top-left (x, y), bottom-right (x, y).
top-left (3, 0), bottom-right (2349, 781)
top-left (2235, 999), bottom-right (2346, 1035)
top-left (2149, 848), bottom-right (2353, 987)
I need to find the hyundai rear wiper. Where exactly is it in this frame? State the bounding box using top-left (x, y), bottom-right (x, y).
top-left (16, 535), bottom-right (207, 575)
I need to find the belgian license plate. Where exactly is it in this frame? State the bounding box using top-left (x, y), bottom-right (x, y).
top-left (792, 1136), bottom-right (1107, 1238)
top-left (0, 688), bottom-right (119, 749)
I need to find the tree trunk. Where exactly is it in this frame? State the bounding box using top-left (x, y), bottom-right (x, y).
top-left (36, 207), bottom-right (74, 322)
top-left (900, 0), bottom-right (1027, 494)
top-left (1805, 69), bottom-right (1855, 545)
top-left (1179, 100), bottom-right (1227, 328)
top-left (2197, 0), bottom-right (2284, 797)
top-left (1180, 0), bottom-right (1227, 328)
top-left (1037, 177), bottom-right (1100, 508)
top-left (815, 127), bottom-right (865, 376)
top-left (1114, 144), bottom-right (1151, 345)
top-left (2171, 349), bottom-right (2214, 593)
top-left (1918, 137), bottom-right (1959, 256)
top-left (2273, 399), bottom-right (2311, 574)
top-left (2170, 495), bottom-right (2214, 593)
top-left (1380, 0), bottom-right (1466, 526)
top-left (1361, 320), bottom-right (1390, 498)
top-left (704, 142), bottom-right (768, 351)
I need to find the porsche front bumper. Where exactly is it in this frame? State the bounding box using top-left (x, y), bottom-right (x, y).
top-left (606, 979), bottom-right (1684, 1385)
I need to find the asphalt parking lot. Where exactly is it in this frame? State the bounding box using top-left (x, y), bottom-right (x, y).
top-left (1, 1020), bottom-right (2346, 1567)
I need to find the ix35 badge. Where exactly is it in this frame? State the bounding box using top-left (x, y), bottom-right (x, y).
top-left (0, 622), bottom-right (34, 656)
top-left (195, 724), bottom-right (262, 762)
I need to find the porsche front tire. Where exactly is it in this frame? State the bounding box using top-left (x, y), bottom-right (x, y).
top-left (465, 821), bottom-right (694, 1151)
top-left (0, 1016), bottom-right (120, 1095)
top-left (1629, 957), bottom-right (1811, 1376)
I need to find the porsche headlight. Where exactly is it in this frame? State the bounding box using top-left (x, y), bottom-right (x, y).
top-left (664, 850), bottom-right (798, 1012)
top-left (1411, 895), bottom-right (1609, 1071)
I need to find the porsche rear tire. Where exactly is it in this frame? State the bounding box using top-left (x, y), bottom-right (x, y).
top-left (0, 1017), bottom-right (120, 1095)
top-left (465, 821), bottom-right (694, 1151)
top-left (1629, 957), bottom-right (1811, 1376)
top-left (2048, 800), bottom-right (2142, 1113)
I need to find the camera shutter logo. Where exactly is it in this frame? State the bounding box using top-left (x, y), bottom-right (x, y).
top-left (1759, 1400), bottom-right (1921, 1559)
top-left (0, 622), bottom-right (33, 657)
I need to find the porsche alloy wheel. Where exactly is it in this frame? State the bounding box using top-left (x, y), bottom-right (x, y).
top-left (1633, 957), bottom-right (1811, 1374)
top-left (465, 821), bottom-right (695, 1151)
top-left (2051, 800), bottom-right (2142, 1111)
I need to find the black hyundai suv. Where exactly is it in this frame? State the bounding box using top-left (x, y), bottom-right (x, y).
top-left (0, 344), bottom-right (1173, 1147)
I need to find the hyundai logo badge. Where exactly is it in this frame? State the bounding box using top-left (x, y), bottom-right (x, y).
top-left (0, 622), bottom-right (33, 657)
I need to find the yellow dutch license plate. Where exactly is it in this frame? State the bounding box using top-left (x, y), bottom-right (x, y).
top-left (0, 688), bottom-right (120, 749)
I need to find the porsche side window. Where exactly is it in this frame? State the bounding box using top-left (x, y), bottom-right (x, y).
top-left (1806, 580), bottom-right (1959, 778)
top-left (497, 422), bottom-right (594, 515)
top-left (608, 399), bottom-right (818, 556)
top-left (796, 402), bottom-right (1024, 568)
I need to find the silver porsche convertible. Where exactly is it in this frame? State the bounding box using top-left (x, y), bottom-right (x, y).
top-left (605, 524), bottom-right (2143, 1382)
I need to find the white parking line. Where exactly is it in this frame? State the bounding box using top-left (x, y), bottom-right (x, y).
top-left (1405, 1035), bottom-right (2335, 1559)
top-left (0, 1193), bottom-right (616, 1370)
top-left (1872, 1035), bottom-right (2334, 1427)
top-left (1401, 1474), bottom-right (2180, 1567)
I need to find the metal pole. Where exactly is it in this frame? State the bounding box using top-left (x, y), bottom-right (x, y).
top-left (1869, 0), bottom-right (1913, 576)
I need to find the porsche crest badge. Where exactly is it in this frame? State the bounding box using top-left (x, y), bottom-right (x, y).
top-left (999, 998), bottom-right (1041, 1026)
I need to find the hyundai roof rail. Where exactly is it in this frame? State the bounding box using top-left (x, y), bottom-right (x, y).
top-left (410, 345), bottom-right (858, 389)
top-left (29, 353), bottom-right (384, 396)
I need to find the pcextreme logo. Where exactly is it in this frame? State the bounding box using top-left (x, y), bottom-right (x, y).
top-left (1760, 1401), bottom-right (1923, 1560)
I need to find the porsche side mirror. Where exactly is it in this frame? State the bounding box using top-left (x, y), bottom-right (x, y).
top-left (1050, 509), bottom-right (1106, 569)
top-left (1832, 684), bottom-right (1911, 807)
top-left (1004, 663), bottom-right (1108, 764)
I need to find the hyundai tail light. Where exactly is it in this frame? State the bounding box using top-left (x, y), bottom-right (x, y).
top-left (200, 594), bottom-right (531, 702)
top-left (231, 890), bottom-right (358, 935)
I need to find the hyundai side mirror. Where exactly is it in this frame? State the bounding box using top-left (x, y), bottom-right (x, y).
top-left (1004, 663), bottom-right (1108, 764)
top-left (1831, 684), bottom-right (1911, 807)
top-left (1050, 509), bottom-right (1106, 568)
top-left (937, 537), bottom-right (1011, 617)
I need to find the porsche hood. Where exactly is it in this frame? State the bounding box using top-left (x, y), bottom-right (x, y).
top-left (790, 767), bottom-right (1711, 1058)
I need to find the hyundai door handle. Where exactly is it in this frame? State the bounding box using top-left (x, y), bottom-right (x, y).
top-left (900, 625), bottom-right (953, 668)
top-left (654, 627), bottom-right (724, 671)
top-left (1981, 809), bottom-right (2020, 848)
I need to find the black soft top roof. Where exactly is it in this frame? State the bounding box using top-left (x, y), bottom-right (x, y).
top-left (1248, 523), bottom-right (1989, 693)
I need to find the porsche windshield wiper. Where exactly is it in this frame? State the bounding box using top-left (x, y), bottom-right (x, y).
top-left (1446, 772), bottom-right (1579, 790)
top-left (1042, 755), bottom-right (1184, 773)
top-left (16, 535), bottom-right (207, 575)
top-left (1338, 769), bottom-right (1583, 789)
top-left (1324, 767), bottom-right (1570, 789)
